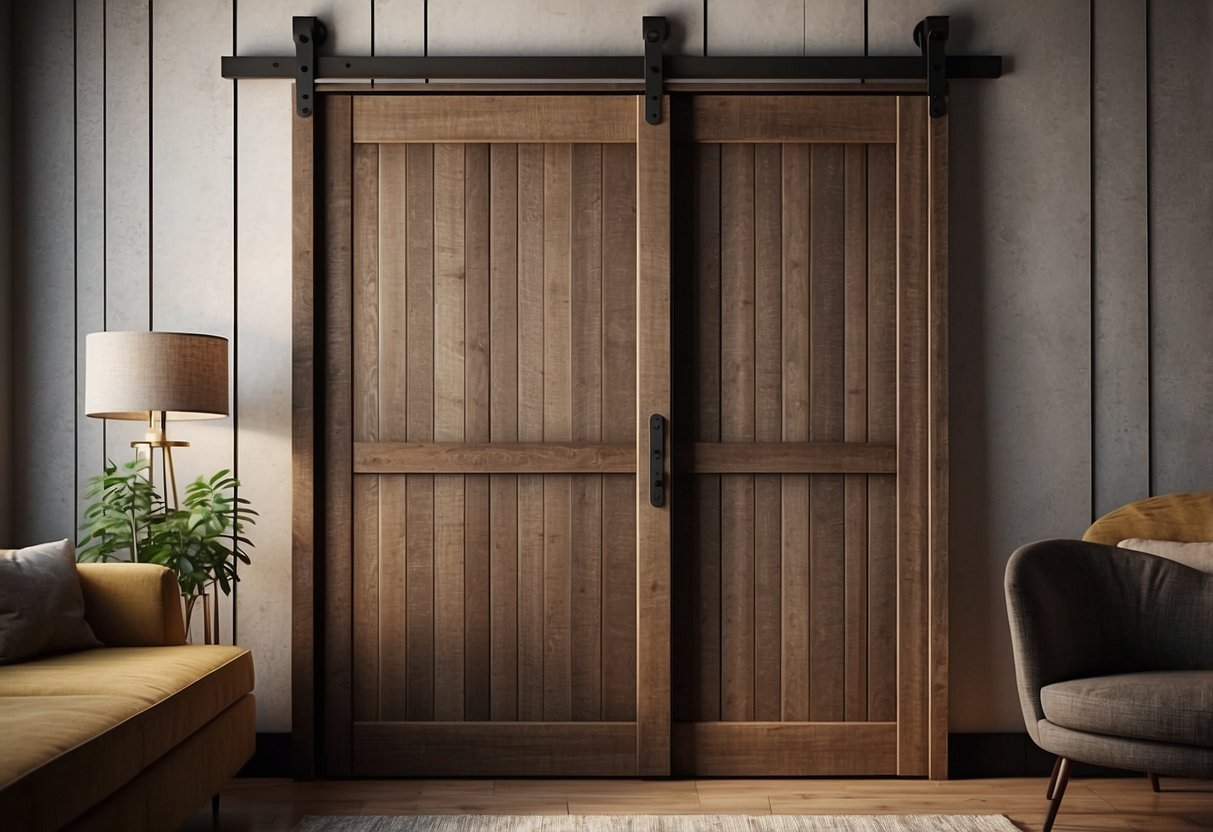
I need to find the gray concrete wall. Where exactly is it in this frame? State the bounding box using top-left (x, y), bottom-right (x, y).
top-left (8, 0), bottom-right (1211, 735)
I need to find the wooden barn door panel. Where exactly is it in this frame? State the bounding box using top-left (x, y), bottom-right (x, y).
top-left (670, 95), bottom-right (945, 777)
top-left (323, 95), bottom-right (671, 776)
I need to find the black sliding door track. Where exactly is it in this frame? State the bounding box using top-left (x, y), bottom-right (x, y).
top-left (221, 15), bottom-right (1003, 120)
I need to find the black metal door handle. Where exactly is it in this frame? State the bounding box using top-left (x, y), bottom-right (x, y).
top-left (649, 414), bottom-right (665, 507)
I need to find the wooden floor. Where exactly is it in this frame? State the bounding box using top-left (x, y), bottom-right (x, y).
top-left (184, 776), bottom-right (1213, 831)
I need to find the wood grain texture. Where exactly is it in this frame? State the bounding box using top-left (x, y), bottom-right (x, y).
top-left (896, 95), bottom-right (930, 777)
top-left (684, 97), bottom-right (896, 144)
top-left (866, 143), bottom-right (898, 725)
top-left (489, 143), bottom-right (519, 722)
top-left (780, 141), bottom-right (811, 723)
top-left (352, 142), bottom-right (381, 725)
top-left (405, 143), bottom-right (435, 722)
top-left (808, 143), bottom-right (846, 723)
top-left (516, 142), bottom-right (546, 723)
top-left (843, 143), bottom-right (869, 723)
top-left (720, 142), bottom-right (755, 724)
top-left (355, 442), bottom-right (634, 471)
top-left (635, 96), bottom-right (671, 775)
top-left (672, 723), bottom-right (898, 776)
top-left (600, 142), bottom-right (637, 723)
top-left (354, 96), bottom-right (635, 144)
top-left (464, 143), bottom-right (492, 723)
top-left (290, 102), bottom-right (316, 779)
top-left (432, 143), bottom-right (466, 721)
top-left (322, 95), bottom-right (354, 775)
top-left (928, 113), bottom-right (950, 781)
top-left (353, 723), bottom-right (639, 776)
top-left (377, 143), bottom-right (409, 723)
top-left (676, 442), bottom-right (896, 475)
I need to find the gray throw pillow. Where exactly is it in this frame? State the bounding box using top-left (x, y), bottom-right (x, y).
top-left (0, 539), bottom-right (102, 664)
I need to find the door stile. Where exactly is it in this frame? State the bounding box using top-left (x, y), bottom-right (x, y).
top-left (636, 94), bottom-right (672, 776)
top-left (896, 94), bottom-right (930, 777)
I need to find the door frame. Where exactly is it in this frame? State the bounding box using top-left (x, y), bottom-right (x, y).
top-left (292, 87), bottom-right (947, 780)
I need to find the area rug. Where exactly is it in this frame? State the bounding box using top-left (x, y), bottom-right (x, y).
top-left (295, 815), bottom-right (1021, 831)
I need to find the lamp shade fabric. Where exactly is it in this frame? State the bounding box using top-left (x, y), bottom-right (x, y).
top-left (85, 331), bottom-right (229, 420)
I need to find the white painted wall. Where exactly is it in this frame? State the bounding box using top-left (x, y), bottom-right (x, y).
top-left (8, 0), bottom-right (1212, 736)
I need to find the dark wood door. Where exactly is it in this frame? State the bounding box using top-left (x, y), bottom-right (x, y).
top-left (318, 94), bottom-right (672, 776)
top-left (669, 95), bottom-right (948, 778)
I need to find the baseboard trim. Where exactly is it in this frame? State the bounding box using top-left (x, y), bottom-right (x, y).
top-left (239, 732), bottom-right (292, 778)
top-left (244, 730), bottom-right (1140, 779)
top-left (949, 732), bottom-right (1137, 779)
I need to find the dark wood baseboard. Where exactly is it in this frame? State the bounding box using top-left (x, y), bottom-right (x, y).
top-left (243, 731), bottom-right (1140, 780)
top-left (948, 732), bottom-right (1136, 779)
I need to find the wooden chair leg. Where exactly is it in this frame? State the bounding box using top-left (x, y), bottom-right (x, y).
top-left (211, 794), bottom-right (220, 830)
top-left (1148, 771), bottom-right (1161, 793)
top-left (1046, 755), bottom-right (1063, 800)
top-left (1042, 756), bottom-right (1072, 832)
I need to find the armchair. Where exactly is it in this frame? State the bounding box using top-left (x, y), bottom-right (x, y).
top-left (1005, 538), bottom-right (1213, 832)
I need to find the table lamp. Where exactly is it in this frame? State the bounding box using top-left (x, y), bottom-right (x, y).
top-left (85, 331), bottom-right (229, 509)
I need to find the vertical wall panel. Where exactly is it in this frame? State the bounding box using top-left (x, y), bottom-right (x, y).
top-left (428, 0), bottom-right (705, 56)
top-left (12, 0), bottom-right (75, 546)
top-left (707, 0), bottom-right (864, 55)
top-left (1092, 0), bottom-right (1149, 518)
top-left (103, 0), bottom-right (151, 476)
top-left (236, 0), bottom-right (371, 732)
top-left (0, 0), bottom-right (11, 544)
top-left (1149, 3), bottom-right (1213, 496)
top-left (76, 0), bottom-right (106, 534)
top-left (872, 0), bottom-right (1092, 732)
top-left (152, 0), bottom-right (235, 642)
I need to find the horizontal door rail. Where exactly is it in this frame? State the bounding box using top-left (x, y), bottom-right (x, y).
top-left (353, 441), bottom-right (896, 474)
top-left (672, 722), bottom-right (898, 776)
top-left (354, 441), bottom-right (635, 474)
top-left (677, 442), bottom-right (897, 474)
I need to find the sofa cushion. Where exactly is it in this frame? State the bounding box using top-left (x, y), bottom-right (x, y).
top-left (1041, 671), bottom-right (1213, 748)
top-left (0, 645), bottom-right (253, 765)
top-left (1118, 538), bottom-right (1213, 574)
top-left (0, 540), bottom-right (101, 664)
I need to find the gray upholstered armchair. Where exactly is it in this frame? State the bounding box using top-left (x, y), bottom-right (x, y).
top-left (1005, 538), bottom-right (1213, 832)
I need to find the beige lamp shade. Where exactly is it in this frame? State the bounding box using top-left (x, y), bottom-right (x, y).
top-left (85, 331), bottom-right (229, 420)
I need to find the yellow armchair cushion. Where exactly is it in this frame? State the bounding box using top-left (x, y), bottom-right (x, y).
top-left (1084, 491), bottom-right (1213, 546)
top-left (76, 563), bottom-right (186, 647)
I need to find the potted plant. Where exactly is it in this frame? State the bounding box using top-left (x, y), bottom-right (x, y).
top-left (78, 458), bottom-right (256, 640)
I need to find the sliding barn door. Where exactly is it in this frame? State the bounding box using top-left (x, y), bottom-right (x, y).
top-left (319, 95), bottom-right (671, 776)
top-left (670, 96), bottom-right (947, 777)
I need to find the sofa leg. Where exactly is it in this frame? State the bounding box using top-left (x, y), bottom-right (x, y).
top-left (1046, 756), bottom-right (1063, 800)
top-left (212, 794), bottom-right (220, 829)
top-left (1148, 771), bottom-right (1160, 793)
top-left (1042, 756), bottom-right (1071, 832)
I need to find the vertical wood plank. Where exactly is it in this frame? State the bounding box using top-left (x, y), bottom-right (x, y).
top-left (843, 143), bottom-right (869, 723)
top-left (290, 102), bottom-right (316, 777)
top-left (516, 142), bottom-right (546, 722)
top-left (636, 96), bottom-right (671, 774)
top-left (464, 143), bottom-right (492, 723)
top-left (433, 143), bottom-right (466, 721)
top-left (720, 143), bottom-right (756, 724)
top-left (600, 142), bottom-right (637, 723)
top-left (378, 143), bottom-right (409, 722)
top-left (352, 142), bottom-right (381, 724)
top-left (321, 96), bottom-right (353, 773)
top-left (694, 143), bottom-right (722, 725)
top-left (570, 143), bottom-right (603, 722)
top-left (543, 142), bottom-right (573, 722)
top-left (780, 142), bottom-right (811, 723)
top-left (753, 143), bottom-right (783, 723)
top-left (897, 96), bottom-right (930, 776)
top-left (928, 115), bottom-right (950, 780)
top-left (808, 143), bottom-right (846, 723)
top-left (405, 142), bottom-right (435, 722)
top-left (866, 143), bottom-right (898, 724)
top-left (489, 142), bottom-right (520, 721)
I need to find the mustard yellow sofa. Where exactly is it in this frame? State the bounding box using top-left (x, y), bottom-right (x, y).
top-left (0, 563), bottom-right (255, 831)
